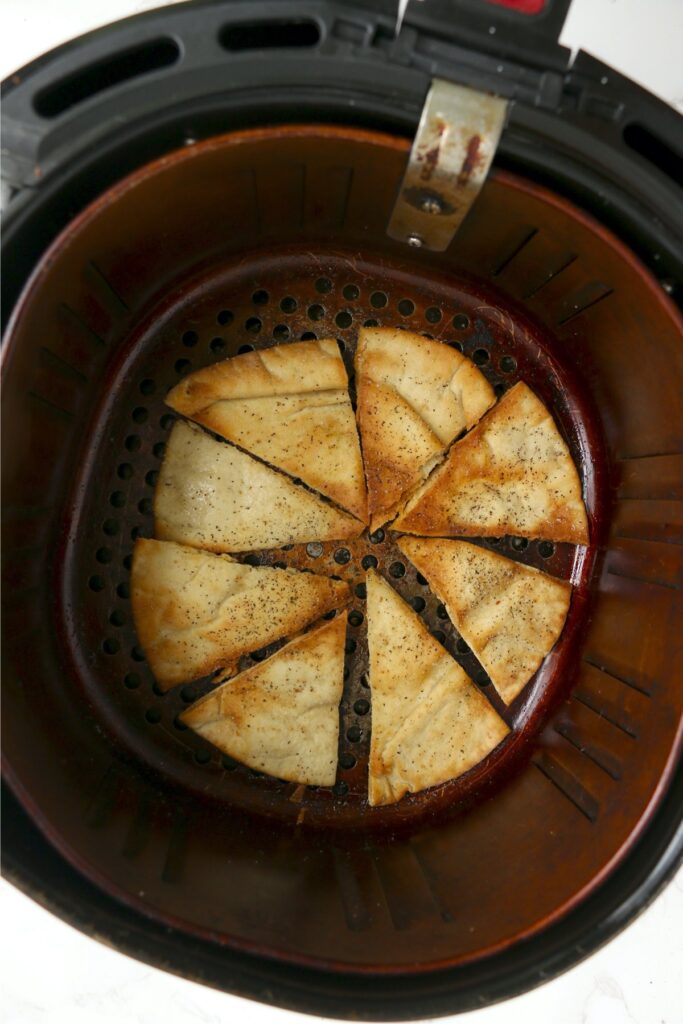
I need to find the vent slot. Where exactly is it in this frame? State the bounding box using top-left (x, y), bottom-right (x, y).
top-left (622, 122), bottom-right (683, 185)
top-left (220, 19), bottom-right (321, 52)
top-left (34, 39), bottom-right (180, 118)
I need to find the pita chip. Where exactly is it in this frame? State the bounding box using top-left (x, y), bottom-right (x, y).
top-left (131, 538), bottom-right (350, 690)
top-left (398, 537), bottom-right (571, 704)
top-left (166, 339), bottom-right (367, 521)
top-left (180, 616), bottom-right (346, 785)
top-left (366, 571), bottom-right (509, 806)
top-left (394, 381), bottom-right (589, 544)
top-left (154, 420), bottom-right (363, 552)
top-left (355, 327), bottom-right (495, 529)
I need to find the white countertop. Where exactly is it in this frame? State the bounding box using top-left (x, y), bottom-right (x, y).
top-left (2, 2), bottom-right (682, 1022)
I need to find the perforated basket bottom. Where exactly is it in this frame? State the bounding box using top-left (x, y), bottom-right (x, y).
top-left (62, 246), bottom-right (598, 831)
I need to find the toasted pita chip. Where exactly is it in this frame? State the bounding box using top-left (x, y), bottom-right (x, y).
top-left (356, 327), bottom-right (495, 529)
top-left (394, 381), bottom-right (589, 544)
top-left (154, 420), bottom-right (363, 552)
top-left (166, 340), bottom-right (367, 521)
top-left (180, 616), bottom-right (346, 785)
top-left (131, 538), bottom-right (350, 690)
top-left (398, 538), bottom-right (571, 704)
top-left (366, 571), bottom-right (509, 806)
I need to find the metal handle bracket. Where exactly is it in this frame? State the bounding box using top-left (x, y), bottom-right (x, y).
top-left (387, 79), bottom-right (508, 251)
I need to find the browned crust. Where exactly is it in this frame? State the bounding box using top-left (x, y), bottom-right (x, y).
top-left (394, 382), bottom-right (590, 545)
top-left (131, 537), bottom-right (350, 690)
top-left (398, 537), bottom-right (572, 704)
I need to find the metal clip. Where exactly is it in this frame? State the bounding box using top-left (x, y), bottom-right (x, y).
top-left (387, 79), bottom-right (508, 252)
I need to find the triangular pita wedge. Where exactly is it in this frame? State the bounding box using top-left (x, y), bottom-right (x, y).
top-left (166, 339), bottom-right (367, 521)
top-left (394, 381), bottom-right (589, 544)
top-left (398, 538), bottom-right (571, 704)
top-left (355, 327), bottom-right (495, 530)
top-left (155, 420), bottom-right (363, 552)
top-left (180, 616), bottom-right (346, 785)
top-left (366, 571), bottom-right (509, 806)
top-left (131, 538), bottom-right (350, 690)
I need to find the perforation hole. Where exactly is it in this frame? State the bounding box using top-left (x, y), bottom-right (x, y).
top-left (160, 414), bottom-right (175, 430)
top-left (349, 611), bottom-right (364, 627)
top-left (217, 309), bottom-right (234, 326)
top-left (132, 407), bottom-right (148, 424)
top-left (511, 537), bottom-right (529, 551)
top-left (355, 582), bottom-right (367, 600)
top-left (411, 596), bottom-right (425, 612)
top-left (273, 323), bottom-right (290, 341)
top-left (315, 277), bottom-right (332, 294)
top-left (244, 318), bottom-right (261, 335)
top-left (425, 306), bottom-right (442, 323)
top-left (334, 547), bottom-right (351, 565)
top-left (238, 343), bottom-right (254, 354)
top-left (361, 555), bottom-right (378, 569)
top-left (354, 698), bottom-right (370, 715)
top-left (343, 284), bottom-right (360, 300)
top-left (139, 379), bottom-right (155, 395)
top-left (145, 709), bottom-right (161, 724)
top-left (389, 561), bottom-right (405, 578)
top-left (210, 337), bottom-right (226, 354)
top-left (452, 314), bottom-right (470, 330)
top-left (539, 541), bottom-right (555, 558)
top-left (280, 296), bottom-right (297, 313)
top-left (340, 753), bottom-right (356, 770)
top-left (96, 547), bottom-right (113, 564)
top-left (89, 575), bottom-right (105, 592)
top-left (102, 518), bottom-right (119, 536)
top-left (335, 310), bottom-right (352, 329)
top-left (125, 434), bottom-right (141, 452)
top-left (346, 725), bottom-right (362, 742)
top-left (363, 318), bottom-right (379, 328)
top-left (473, 348), bottom-right (489, 365)
top-left (500, 355), bottom-right (517, 373)
top-left (398, 298), bottom-right (415, 316)
top-left (103, 638), bottom-right (120, 655)
top-left (252, 289), bottom-right (269, 305)
top-left (369, 529), bottom-right (384, 544)
top-left (370, 291), bottom-right (388, 308)
top-left (182, 330), bottom-right (199, 348)
top-left (124, 673), bottom-right (141, 689)
top-left (307, 304), bottom-right (325, 322)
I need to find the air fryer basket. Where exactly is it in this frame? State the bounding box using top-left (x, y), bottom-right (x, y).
top-left (2, 1), bottom-right (682, 1019)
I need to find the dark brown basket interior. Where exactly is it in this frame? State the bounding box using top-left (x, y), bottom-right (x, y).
top-left (2, 126), bottom-right (682, 971)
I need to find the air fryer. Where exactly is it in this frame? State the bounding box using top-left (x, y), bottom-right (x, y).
top-left (2, 0), bottom-right (682, 1019)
